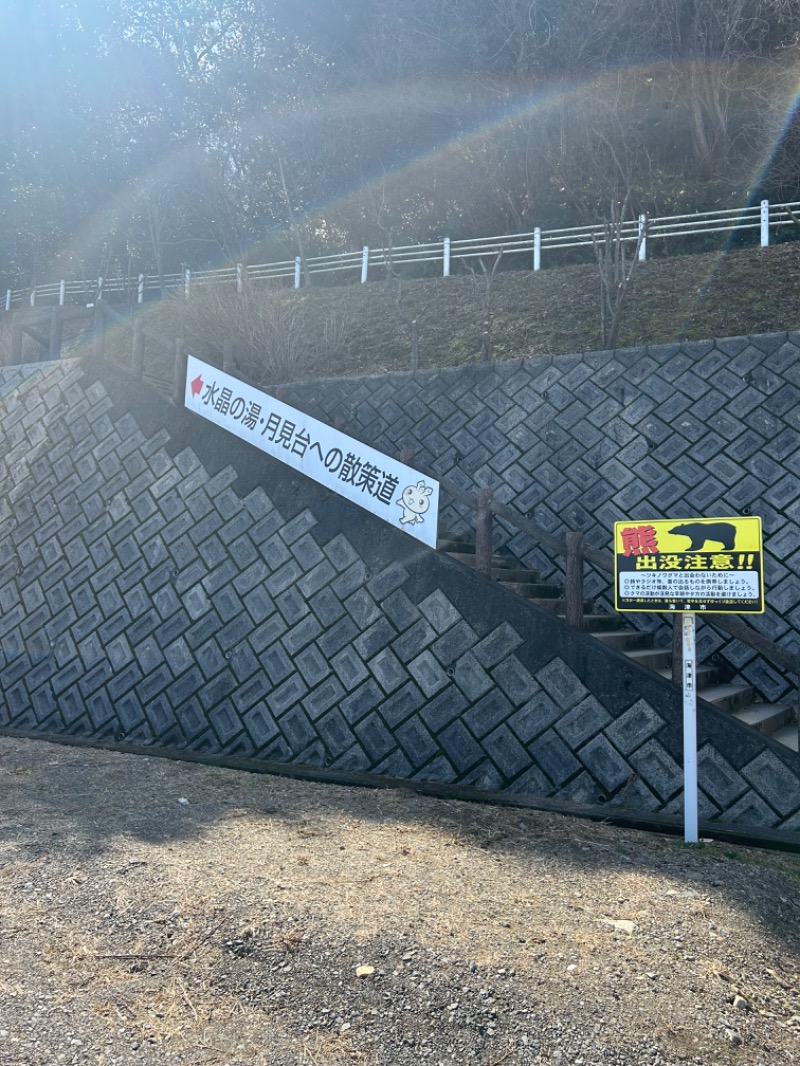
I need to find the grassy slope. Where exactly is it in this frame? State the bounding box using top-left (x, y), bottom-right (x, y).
top-left (103, 241), bottom-right (800, 383)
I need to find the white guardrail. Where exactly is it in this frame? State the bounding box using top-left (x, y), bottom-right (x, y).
top-left (4, 198), bottom-right (798, 311)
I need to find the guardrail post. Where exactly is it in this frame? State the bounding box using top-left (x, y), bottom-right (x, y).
top-left (671, 617), bottom-right (682, 685)
top-left (137, 274), bottom-right (145, 304)
top-left (638, 214), bottom-right (647, 261)
top-left (760, 200), bottom-right (770, 247)
top-left (475, 487), bottom-right (494, 577)
top-left (361, 246), bottom-right (369, 284)
top-left (294, 257), bottom-right (301, 289)
top-left (565, 532), bottom-right (584, 630)
top-left (30, 287), bottom-right (36, 307)
top-left (132, 317), bottom-right (145, 379)
top-left (173, 329), bottom-right (187, 407)
top-left (5, 290), bottom-right (10, 312)
top-left (533, 227), bottom-right (541, 271)
top-left (59, 280), bottom-right (66, 306)
top-left (97, 277), bottom-right (103, 301)
top-left (443, 237), bottom-right (451, 277)
top-left (184, 269), bottom-right (191, 299)
top-left (236, 263), bottom-right (243, 295)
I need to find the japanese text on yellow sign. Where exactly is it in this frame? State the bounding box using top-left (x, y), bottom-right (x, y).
top-left (613, 516), bottom-right (763, 614)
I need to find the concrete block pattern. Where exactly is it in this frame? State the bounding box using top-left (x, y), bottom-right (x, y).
top-left (0, 361), bottom-right (797, 840)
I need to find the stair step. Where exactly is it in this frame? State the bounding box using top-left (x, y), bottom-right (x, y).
top-left (528, 597), bottom-right (595, 615)
top-left (696, 682), bottom-right (759, 715)
top-left (770, 723), bottom-right (799, 752)
top-left (443, 551), bottom-right (522, 570)
top-left (656, 664), bottom-right (723, 687)
top-left (496, 581), bottom-right (565, 599)
top-left (625, 647), bottom-right (672, 670)
top-left (582, 613), bottom-right (625, 632)
top-left (591, 628), bottom-right (654, 651)
top-left (732, 703), bottom-right (794, 735)
top-left (490, 567), bottom-right (543, 582)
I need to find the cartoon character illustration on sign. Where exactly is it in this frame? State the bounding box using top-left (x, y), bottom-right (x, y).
top-left (397, 480), bottom-right (433, 525)
top-left (668, 521), bottom-right (737, 551)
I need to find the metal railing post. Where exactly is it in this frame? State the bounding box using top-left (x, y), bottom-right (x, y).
top-left (294, 257), bottom-right (301, 289)
top-left (565, 532), bottom-right (584, 630)
top-left (5, 290), bottom-right (11, 312)
top-left (533, 227), bottom-right (541, 271)
top-left (361, 246), bottom-right (369, 284)
top-left (638, 214), bottom-right (647, 261)
top-left (138, 274), bottom-right (145, 304)
top-left (184, 269), bottom-right (191, 299)
top-left (59, 280), bottom-right (66, 306)
top-left (475, 488), bottom-right (494, 578)
top-left (761, 199), bottom-right (770, 247)
top-left (236, 263), bottom-right (243, 295)
top-left (443, 237), bottom-right (451, 277)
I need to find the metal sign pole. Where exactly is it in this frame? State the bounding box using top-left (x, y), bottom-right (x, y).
top-left (682, 612), bottom-right (698, 843)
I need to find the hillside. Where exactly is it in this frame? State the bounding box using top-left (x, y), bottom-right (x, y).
top-left (61, 240), bottom-right (800, 384)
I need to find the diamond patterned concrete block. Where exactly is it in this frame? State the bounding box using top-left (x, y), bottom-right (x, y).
top-left (537, 658), bottom-right (589, 711)
top-left (482, 724), bottom-right (529, 781)
top-left (529, 729), bottom-right (581, 788)
top-left (629, 740), bottom-right (682, 802)
top-left (741, 751), bottom-right (800, 817)
top-left (405, 650), bottom-right (447, 699)
top-left (556, 696), bottom-right (612, 749)
top-left (438, 719), bottom-right (483, 773)
top-left (418, 590), bottom-right (461, 634)
top-left (604, 699), bottom-right (665, 756)
top-left (578, 734), bottom-right (632, 794)
top-left (473, 623), bottom-right (524, 668)
top-left (724, 790), bottom-right (781, 828)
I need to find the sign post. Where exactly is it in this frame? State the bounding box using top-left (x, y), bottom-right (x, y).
top-left (613, 516), bottom-right (764, 844)
top-left (682, 612), bottom-right (698, 843)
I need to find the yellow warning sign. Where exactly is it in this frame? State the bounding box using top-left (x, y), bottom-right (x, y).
top-left (613, 516), bottom-right (763, 614)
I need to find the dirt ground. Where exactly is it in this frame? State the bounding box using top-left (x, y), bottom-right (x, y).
top-left (0, 735), bottom-right (798, 1066)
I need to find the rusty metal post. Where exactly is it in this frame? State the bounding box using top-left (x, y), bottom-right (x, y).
top-left (475, 487), bottom-right (493, 577)
top-left (565, 531), bottom-right (585, 631)
top-left (132, 317), bottom-right (146, 379)
top-left (671, 616), bottom-right (683, 685)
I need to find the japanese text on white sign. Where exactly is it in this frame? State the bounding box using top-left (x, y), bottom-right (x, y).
top-left (185, 356), bottom-right (439, 547)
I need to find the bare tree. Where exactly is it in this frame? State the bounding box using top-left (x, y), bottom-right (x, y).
top-left (394, 280), bottom-right (428, 370)
top-left (592, 195), bottom-right (647, 349)
top-left (467, 248), bottom-right (503, 363)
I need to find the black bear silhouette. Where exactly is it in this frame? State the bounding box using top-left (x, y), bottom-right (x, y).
top-left (668, 521), bottom-right (737, 551)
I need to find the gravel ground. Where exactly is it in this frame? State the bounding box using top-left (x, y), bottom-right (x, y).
top-left (0, 735), bottom-right (798, 1066)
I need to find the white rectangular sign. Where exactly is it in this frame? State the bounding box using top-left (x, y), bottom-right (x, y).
top-left (184, 356), bottom-right (439, 548)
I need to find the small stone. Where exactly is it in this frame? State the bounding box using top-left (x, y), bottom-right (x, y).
top-left (733, 994), bottom-right (751, 1011)
top-left (177, 798), bottom-right (189, 805)
top-left (340, 1022), bottom-right (351, 1034)
top-left (356, 965), bottom-right (375, 978)
top-left (725, 1029), bottom-right (743, 1046)
top-left (566, 964), bottom-right (577, 973)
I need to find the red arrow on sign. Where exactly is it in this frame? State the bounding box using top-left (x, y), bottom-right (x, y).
top-left (190, 374), bottom-right (203, 397)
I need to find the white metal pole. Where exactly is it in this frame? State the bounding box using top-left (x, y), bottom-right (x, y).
top-left (760, 200), bottom-right (770, 247)
top-left (682, 612), bottom-right (698, 843)
top-left (97, 277), bottom-right (103, 301)
top-left (443, 237), bottom-right (451, 277)
top-left (59, 280), bottom-right (66, 306)
top-left (138, 274), bottom-right (145, 304)
top-left (361, 246), bottom-right (369, 284)
top-left (533, 227), bottom-right (541, 271)
top-left (30, 287), bottom-right (36, 307)
top-left (294, 257), bottom-right (301, 289)
top-left (236, 263), bottom-right (243, 295)
top-left (184, 269), bottom-right (191, 299)
top-left (638, 214), bottom-right (647, 261)
top-left (6, 289), bottom-right (11, 312)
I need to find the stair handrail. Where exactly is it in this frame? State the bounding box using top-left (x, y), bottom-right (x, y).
top-left (425, 465), bottom-right (799, 684)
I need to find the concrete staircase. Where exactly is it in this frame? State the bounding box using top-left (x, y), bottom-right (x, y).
top-left (438, 532), bottom-right (799, 753)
